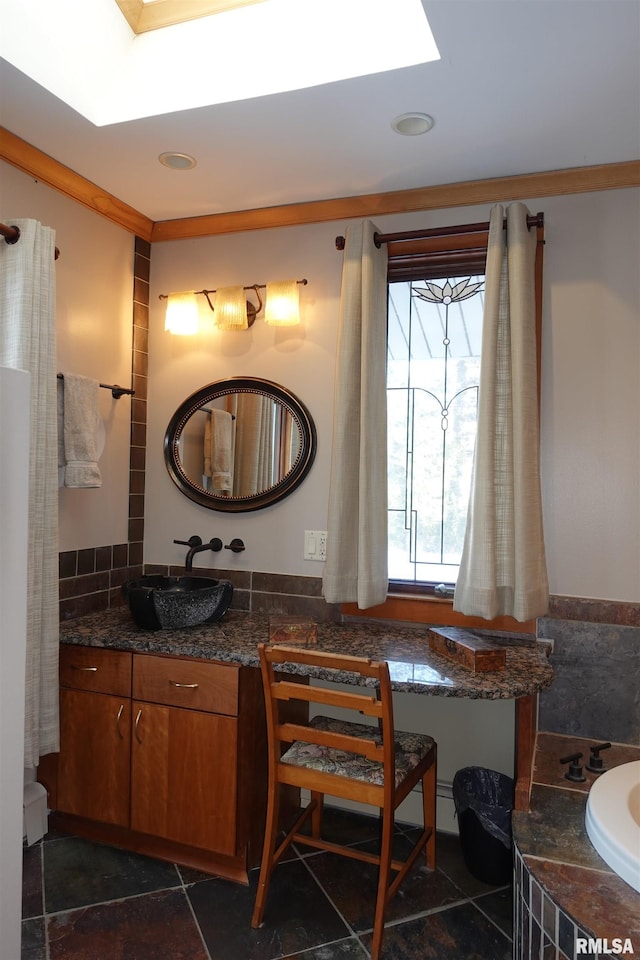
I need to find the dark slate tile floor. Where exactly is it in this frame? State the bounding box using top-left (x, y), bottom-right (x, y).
top-left (21, 809), bottom-right (513, 960)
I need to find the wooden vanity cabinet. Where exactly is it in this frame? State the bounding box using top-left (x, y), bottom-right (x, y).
top-left (53, 644), bottom-right (274, 882)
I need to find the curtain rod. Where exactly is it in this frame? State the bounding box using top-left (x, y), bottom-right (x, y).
top-left (57, 373), bottom-right (134, 400)
top-left (334, 213), bottom-right (544, 250)
top-left (1, 222), bottom-right (61, 260)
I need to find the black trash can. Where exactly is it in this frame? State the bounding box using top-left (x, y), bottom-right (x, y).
top-left (452, 766), bottom-right (514, 886)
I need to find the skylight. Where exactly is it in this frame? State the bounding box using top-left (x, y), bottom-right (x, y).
top-left (1, 0), bottom-right (439, 127)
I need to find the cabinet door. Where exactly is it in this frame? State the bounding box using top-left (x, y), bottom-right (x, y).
top-left (130, 701), bottom-right (238, 856)
top-left (57, 688), bottom-right (131, 826)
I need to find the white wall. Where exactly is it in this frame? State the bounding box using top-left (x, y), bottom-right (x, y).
top-left (538, 191), bottom-right (640, 600)
top-left (148, 188), bottom-right (640, 601)
top-left (1, 162), bottom-right (134, 551)
top-left (146, 221), bottom-right (341, 575)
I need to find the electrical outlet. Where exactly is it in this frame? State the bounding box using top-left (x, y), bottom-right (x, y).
top-left (317, 531), bottom-right (327, 561)
top-left (304, 530), bottom-right (327, 561)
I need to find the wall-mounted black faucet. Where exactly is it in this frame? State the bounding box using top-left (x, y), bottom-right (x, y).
top-left (586, 741), bottom-right (611, 774)
top-left (173, 535), bottom-right (223, 572)
top-left (559, 752), bottom-right (586, 782)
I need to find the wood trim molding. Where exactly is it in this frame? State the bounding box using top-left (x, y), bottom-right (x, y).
top-left (0, 128), bottom-right (154, 242)
top-left (342, 596), bottom-right (536, 634)
top-left (2, 125), bottom-right (638, 244)
top-left (151, 160), bottom-right (640, 242)
top-left (114, 0), bottom-right (264, 34)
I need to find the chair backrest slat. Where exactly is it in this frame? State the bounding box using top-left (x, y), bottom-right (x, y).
top-left (273, 680), bottom-right (383, 717)
top-left (276, 722), bottom-right (385, 762)
top-left (265, 644), bottom-right (382, 679)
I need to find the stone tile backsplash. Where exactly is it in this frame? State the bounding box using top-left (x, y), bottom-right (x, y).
top-left (538, 615), bottom-right (640, 746)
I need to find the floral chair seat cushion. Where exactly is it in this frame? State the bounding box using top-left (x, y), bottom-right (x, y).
top-left (280, 714), bottom-right (434, 788)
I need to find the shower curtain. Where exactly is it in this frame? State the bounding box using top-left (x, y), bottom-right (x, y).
top-left (0, 218), bottom-right (60, 766)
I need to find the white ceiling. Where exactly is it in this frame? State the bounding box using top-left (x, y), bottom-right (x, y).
top-left (1, 0), bottom-right (639, 224)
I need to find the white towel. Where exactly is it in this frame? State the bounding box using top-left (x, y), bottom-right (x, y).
top-left (204, 409), bottom-right (232, 492)
top-left (59, 373), bottom-right (102, 488)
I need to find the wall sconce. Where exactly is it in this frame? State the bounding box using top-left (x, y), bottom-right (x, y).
top-left (214, 286), bottom-right (252, 330)
top-left (160, 279), bottom-right (307, 334)
top-left (164, 291), bottom-right (200, 335)
top-left (265, 280), bottom-right (301, 326)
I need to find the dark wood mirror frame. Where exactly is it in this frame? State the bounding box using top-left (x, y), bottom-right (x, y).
top-left (164, 377), bottom-right (317, 512)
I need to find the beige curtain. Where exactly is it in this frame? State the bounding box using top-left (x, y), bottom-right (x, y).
top-left (0, 219), bottom-right (60, 765)
top-left (230, 393), bottom-right (275, 496)
top-left (454, 203), bottom-right (548, 621)
top-left (277, 406), bottom-right (298, 481)
top-left (323, 220), bottom-right (388, 609)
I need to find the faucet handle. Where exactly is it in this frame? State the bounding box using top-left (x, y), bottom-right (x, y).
top-left (559, 752), bottom-right (586, 782)
top-left (173, 535), bottom-right (202, 548)
top-left (224, 538), bottom-right (246, 553)
top-left (586, 741), bottom-right (611, 774)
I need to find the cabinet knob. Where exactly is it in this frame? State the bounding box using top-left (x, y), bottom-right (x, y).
top-left (170, 681), bottom-right (199, 689)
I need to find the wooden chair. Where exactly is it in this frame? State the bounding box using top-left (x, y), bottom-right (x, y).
top-left (251, 643), bottom-right (437, 960)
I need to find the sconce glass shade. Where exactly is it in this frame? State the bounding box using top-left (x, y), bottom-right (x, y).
top-left (265, 280), bottom-right (300, 326)
top-left (165, 292), bottom-right (199, 335)
top-left (215, 286), bottom-right (248, 330)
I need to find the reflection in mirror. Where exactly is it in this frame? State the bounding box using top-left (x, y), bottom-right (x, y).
top-left (165, 378), bottom-right (316, 512)
top-left (179, 394), bottom-right (301, 497)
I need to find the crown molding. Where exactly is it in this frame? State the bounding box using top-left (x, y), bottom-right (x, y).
top-left (2, 126), bottom-right (638, 244)
top-left (151, 160), bottom-right (640, 241)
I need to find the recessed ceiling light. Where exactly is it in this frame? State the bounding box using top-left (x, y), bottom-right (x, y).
top-left (158, 151), bottom-right (197, 170)
top-left (391, 113), bottom-right (435, 136)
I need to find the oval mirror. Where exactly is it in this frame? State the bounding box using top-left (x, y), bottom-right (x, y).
top-left (164, 377), bottom-right (317, 512)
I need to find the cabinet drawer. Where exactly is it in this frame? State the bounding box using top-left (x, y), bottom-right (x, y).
top-left (133, 655), bottom-right (239, 716)
top-left (60, 645), bottom-right (132, 697)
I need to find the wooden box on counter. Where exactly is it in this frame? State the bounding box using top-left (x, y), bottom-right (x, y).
top-left (427, 626), bottom-right (506, 672)
top-left (268, 616), bottom-right (318, 647)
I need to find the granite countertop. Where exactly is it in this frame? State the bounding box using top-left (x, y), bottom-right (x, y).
top-left (59, 607), bottom-right (553, 700)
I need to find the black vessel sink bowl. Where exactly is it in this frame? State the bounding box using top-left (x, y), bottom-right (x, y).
top-left (122, 575), bottom-right (233, 630)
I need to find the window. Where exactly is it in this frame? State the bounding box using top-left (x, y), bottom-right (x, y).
top-left (388, 273), bottom-right (485, 588)
top-left (383, 215), bottom-right (544, 597)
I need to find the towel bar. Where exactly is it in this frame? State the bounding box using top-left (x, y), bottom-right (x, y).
top-left (57, 373), bottom-right (135, 400)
